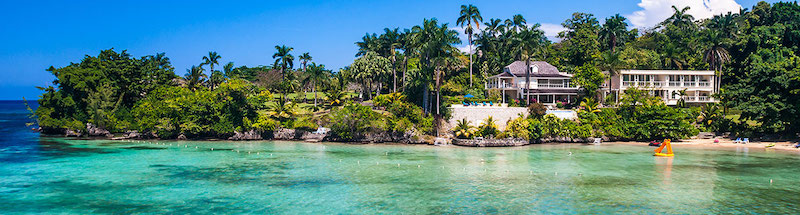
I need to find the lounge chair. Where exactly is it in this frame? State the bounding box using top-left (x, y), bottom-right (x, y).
top-left (489, 101), bottom-right (494, 106)
top-left (463, 101), bottom-right (469, 107)
top-left (482, 101), bottom-right (487, 106)
top-left (794, 143), bottom-right (800, 148)
top-left (473, 101), bottom-right (478, 106)
top-left (593, 138), bottom-right (601, 145)
top-left (734, 138), bottom-right (742, 143)
top-left (743, 138), bottom-right (750, 144)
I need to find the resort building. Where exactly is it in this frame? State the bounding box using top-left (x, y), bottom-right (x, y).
top-left (602, 70), bottom-right (719, 105)
top-left (485, 61), bottom-right (578, 104)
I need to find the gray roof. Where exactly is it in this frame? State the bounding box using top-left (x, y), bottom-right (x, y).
top-left (503, 61), bottom-right (569, 78)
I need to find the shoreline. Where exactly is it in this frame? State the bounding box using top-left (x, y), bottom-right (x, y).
top-left (48, 134), bottom-right (800, 153)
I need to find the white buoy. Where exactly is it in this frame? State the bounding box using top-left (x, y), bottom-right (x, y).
top-left (195, 146), bottom-right (198, 149)
top-left (398, 163), bottom-right (400, 167)
top-left (770, 179), bottom-right (773, 184)
top-left (568, 152), bottom-right (573, 156)
top-left (555, 172), bottom-right (558, 176)
top-left (418, 165), bottom-right (421, 168)
top-left (358, 161), bottom-right (360, 165)
top-left (211, 148), bottom-right (214, 150)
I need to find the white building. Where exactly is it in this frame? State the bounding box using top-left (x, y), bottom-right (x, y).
top-left (602, 70), bottom-right (719, 105)
top-left (485, 61), bottom-right (579, 104)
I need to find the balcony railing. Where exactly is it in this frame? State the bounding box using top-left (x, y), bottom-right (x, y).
top-left (698, 81), bottom-right (710, 87)
top-left (681, 96), bottom-right (713, 102)
top-left (486, 83), bottom-right (514, 89)
top-left (623, 81), bottom-right (666, 88)
top-left (537, 84), bottom-right (571, 88)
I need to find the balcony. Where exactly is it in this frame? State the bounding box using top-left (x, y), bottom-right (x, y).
top-left (537, 83), bottom-right (571, 88)
top-left (681, 96), bottom-right (713, 102)
top-left (486, 83), bottom-right (514, 89)
top-left (698, 81), bottom-right (710, 87)
top-left (684, 82), bottom-right (697, 87)
top-left (623, 81), bottom-right (666, 88)
top-left (669, 81), bottom-right (681, 87)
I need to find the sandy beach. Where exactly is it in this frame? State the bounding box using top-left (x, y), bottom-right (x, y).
top-left (613, 138), bottom-right (800, 153)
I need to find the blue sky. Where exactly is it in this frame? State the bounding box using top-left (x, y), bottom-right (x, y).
top-left (0, 0), bottom-right (777, 100)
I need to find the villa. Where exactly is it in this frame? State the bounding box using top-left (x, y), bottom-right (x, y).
top-left (602, 70), bottom-right (719, 105)
top-left (485, 61), bottom-right (579, 104)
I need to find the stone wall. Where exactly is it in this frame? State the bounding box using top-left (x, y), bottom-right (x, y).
top-left (449, 106), bottom-right (528, 130)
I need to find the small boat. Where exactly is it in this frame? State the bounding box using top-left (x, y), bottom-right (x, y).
top-left (648, 141), bottom-right (661, 147)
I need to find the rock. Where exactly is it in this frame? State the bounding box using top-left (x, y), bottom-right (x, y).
top-left (86, 123), bottom-right (111, 137)
top-left (228, 130), bottom-right (263, 141)
top-left (177, 134), bottom-right (187, 140)
top-left (697, 132), bottom-right (715, 139)
top-left (434, 137), bottom-right (450, 145)
top-left (65, 129), bottom-right (82, 137)
top-left (301, 132), bottom-right (327, 142)
top-left (274, 128), bottom-right (300, 140)
top-left (124, 130), bottom-right (140, 139)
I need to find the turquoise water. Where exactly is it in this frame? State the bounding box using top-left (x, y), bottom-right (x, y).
top-left (1, 101), bottom-right (800, 214)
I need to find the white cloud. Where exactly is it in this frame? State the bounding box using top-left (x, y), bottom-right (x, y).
top-left (538, 23), bottom-right (566, 41)
top-left (627, 0), bottom-right (743, 29)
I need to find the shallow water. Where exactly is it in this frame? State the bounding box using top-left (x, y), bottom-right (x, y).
top-left (1, 101), bottom-right (800, 214)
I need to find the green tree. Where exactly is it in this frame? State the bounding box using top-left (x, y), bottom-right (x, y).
top-left (559, 12), bottom-right (601, 67)
top-left (456, 4), bottom-right (483, 87)
top-left (598, 14), bottom-right (630, 53)
top-left (202, 51), bottom-right (221, 90)
top-left (304, 62), bottom-right (329, 108)
top-left (571, 64), bottom-right (605, 100)
top-left (185, 65), bottom-right (206, 91)
top-left (272, 45), bottom-right (295, 81)
top-left (299, 52), bottom-right (312, 72)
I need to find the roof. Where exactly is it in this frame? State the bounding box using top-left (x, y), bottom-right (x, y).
top-left (504, 61), bottom-right (570, 78)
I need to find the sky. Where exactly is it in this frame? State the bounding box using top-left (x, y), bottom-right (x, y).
top-left (0, 0), bottom-right (779, 100)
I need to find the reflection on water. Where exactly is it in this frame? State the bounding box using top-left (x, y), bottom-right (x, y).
top-left (1, 137), bottom-right (799, 214)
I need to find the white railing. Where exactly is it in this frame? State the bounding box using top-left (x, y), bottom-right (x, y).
top-left (698, 81), bottom-right (710, 87)
top-left (682, 96), bottom-right (713, 102)
top-left (669, 81), bottom-right (681, 87)
top-left (486, 83), bottom-right (514, 89)
top-left (623, 81), bottom-right (666, 88)
top-left (537, 84), bottom-right (571, 88)
top-left (684, 82), bottom-right (697, 87)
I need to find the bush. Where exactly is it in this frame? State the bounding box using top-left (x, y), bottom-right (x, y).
top-left (325, 103), bottom-right (386, 140)
top-left (477, 116), bottom-right (499, 138)
top-left (499, 114), bottom-right (530, 139)
top-left (528, 103), bottom-right (547, 119)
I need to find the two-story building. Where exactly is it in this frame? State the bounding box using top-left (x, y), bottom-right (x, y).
top-left (485, 61), bottom-right (579, 104)
top-left (602, 70), bottom-right (718, 105)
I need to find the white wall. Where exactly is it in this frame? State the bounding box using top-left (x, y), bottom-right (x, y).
top-left (449, 106), bottom-right (528, 130)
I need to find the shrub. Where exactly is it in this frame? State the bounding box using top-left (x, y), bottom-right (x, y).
top-left (477, 116), bottom-right (499, 138)
top-left (500, 114), bottom-right (530, 139)
top-left (325, 103), bottom-right (386, 140)
top-left (528, 103), bottom-right (547, 119)
top-left (453, 118), bottom-right (476, 139)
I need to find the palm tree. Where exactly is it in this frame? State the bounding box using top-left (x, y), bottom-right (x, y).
top-left (223, 62), bottom-right (235, 78)
top-left (202, 51), bottom-right (221, 90)
top-left (512, 14), bottom-right (527, 32)
top-left (272, 45), bottom-right (295, 81)
top-left (184, 65), bottom-right (206, 91)
top-left (661, 6), bottom-right (695, 29)
top-left (579, 98), bottom-right (601, 114)
top-left (453, 118), bottom-right (476, 139)
top-left (599, 14), bottom-right (629, 53)
top-left (662, 43), bottom-right (685, 70)
top-left (512, 25), bottom-right (547, 105)
top-left (355, 33), bottom-right (380, 57)
top-left (701, 30), bottom-right (730, 93)
top-left (672, 89), bottom-right (688, 108)
top-left (456, 4), bottom-right (483, 88)
top-left (484, 18), bottom-right (503, 36)
top-left (299, 52), bottom-right (312, 73)
top-left (381, 28), bottom-right (401, 92)
top-left (599, 51), bottom-right (624, 100)
top-left (268, 96), bottom-right (298, 122)
top-left (304, 63), bottom-right (329, 108)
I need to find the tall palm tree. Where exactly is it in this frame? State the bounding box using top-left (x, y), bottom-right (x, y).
top-left (381, 28), bottom-right (402, 92)
top-left (355, 33), bottom-right (380, 57)
top-left (513, 25), bottom-right (546, 105)
top-left (484, 18), bottom-right (503, 36)
top-left (701, 30), bottom-right (730, 93)
top-left (299, 52), bottom-right (312, 73)
top-left (456, 4), bottom-right (483, 88)
top-left (412, 18), bottom-right (461, 116)
top-left (661, 6), bottom-right (695, 29)
top-left (599, 51), bottom-right (624, 100)
top-left (512, 14), bottom-right (527, 32)
top-left (272, 45), bottom-right (295, 81)
top-left (184, 65), bottom-right (206, 91)
top-left (202, 51), bottom-right (221, 90)
top-left (598, 14), bottom-right (629, 53)
top-left (304, 62), bottom-right (329, 108)
top-left (662, 43), bottom-right (685, 70)
top-left (223, 62), bottom-right (235, 78)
